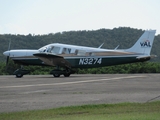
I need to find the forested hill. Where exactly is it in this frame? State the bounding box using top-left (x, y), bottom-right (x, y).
top-left (0, 27), bottom-right (160, 62)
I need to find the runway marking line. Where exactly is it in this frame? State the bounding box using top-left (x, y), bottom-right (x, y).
top-left (22, 90), bottom-right (50, 94)
top-left (0, 75), bottom-right (145, 89)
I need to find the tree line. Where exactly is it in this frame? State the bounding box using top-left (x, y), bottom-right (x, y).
top-left (0, 27), bottom-right (160, 62)
top-left (0, 60), bottom-right (160, 75)
top-left (0, 27), bottom-right (159, 75)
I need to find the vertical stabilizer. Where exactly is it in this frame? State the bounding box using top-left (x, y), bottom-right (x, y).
top-left (126, 30), bottom-right (156, 55)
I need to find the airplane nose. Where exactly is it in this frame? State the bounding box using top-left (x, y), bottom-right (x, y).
top-left (3, 51), bottom-right (10, 56)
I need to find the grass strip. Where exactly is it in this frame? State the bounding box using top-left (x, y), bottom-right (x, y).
top-left (0, 101), bottom-right (160, 120)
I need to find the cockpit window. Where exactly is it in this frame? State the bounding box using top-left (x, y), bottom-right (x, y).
top-left (47, 46), bottom-right (60, 54)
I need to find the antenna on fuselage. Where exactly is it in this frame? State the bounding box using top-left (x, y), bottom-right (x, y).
top-left (114, 45), bottom-right (119, 50)
top-left (98, 43), bottom-right (104, 48)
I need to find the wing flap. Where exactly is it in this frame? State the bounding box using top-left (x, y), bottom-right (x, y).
top-left (34, 53), bottom-right (71, 68)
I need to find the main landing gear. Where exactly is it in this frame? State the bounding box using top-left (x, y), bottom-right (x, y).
top-left (50, 68), bottom-right (74, 77)
top-left (13, 66), bottom-right (74, 78)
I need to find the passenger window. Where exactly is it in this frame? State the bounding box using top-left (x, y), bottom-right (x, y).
top-left (75, 49), bottom-right (86, 56)
top-left (62, 48), bottom-right (71, 54)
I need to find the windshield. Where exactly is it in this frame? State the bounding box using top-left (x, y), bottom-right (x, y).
top-left (39, 46), bottom-right (47, 52)
top-left (38, 44), bottom-right (61, 54)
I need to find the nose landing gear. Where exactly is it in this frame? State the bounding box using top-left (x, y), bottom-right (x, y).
top-left (13, 68), bottom-right (30, 78)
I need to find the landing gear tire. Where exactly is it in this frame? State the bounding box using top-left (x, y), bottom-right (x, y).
top-left (16, 74), bottom-right (23, 78)
top-left (13, 68), bottom-right (30, 78)
top-left (50, 67), bottom-right (73, 77)
top-left (63, 73), bottom-right (70, 77)
top-left (53, 73), bottom-right (60, 77)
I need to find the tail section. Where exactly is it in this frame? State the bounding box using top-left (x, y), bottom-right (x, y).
top-left (126, 30), bottom-right (156, 55)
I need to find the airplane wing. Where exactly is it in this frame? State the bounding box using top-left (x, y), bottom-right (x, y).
top-left (33, 53), bottom-right (72, 68)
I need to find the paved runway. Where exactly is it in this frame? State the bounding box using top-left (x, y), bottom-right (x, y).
top-left (0, 74), bottom-right (160, 113)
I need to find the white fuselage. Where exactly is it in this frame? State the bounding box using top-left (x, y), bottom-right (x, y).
top-left (3, 50), bottom-right (39, 59)
top-left (3, 43), bottom-right (114, 59)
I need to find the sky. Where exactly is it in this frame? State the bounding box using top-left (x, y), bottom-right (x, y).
top-left (0, 0), bottom-right (160, 35)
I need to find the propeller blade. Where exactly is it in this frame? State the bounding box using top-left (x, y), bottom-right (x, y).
top-left (5, 39), bottom-right (11, 69)
top-left (8, 39), bottom-right (11, 51)
top-left (6, 56), bottom-right (9, 66)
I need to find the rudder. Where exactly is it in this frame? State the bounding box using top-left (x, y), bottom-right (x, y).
top-left (126, 30), bottom-right (156, 55)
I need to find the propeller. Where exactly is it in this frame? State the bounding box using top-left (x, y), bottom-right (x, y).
top-left (6, 39), bottom-right (11, 67)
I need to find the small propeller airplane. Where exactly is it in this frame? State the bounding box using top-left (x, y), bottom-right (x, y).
top-left (3, 30), bottom-right (156, 78)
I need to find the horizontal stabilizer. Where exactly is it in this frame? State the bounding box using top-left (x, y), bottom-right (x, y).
top-left (136, 55), bottom-right (157, 60)
top-left (136, 56), bottom-right (150, 59)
